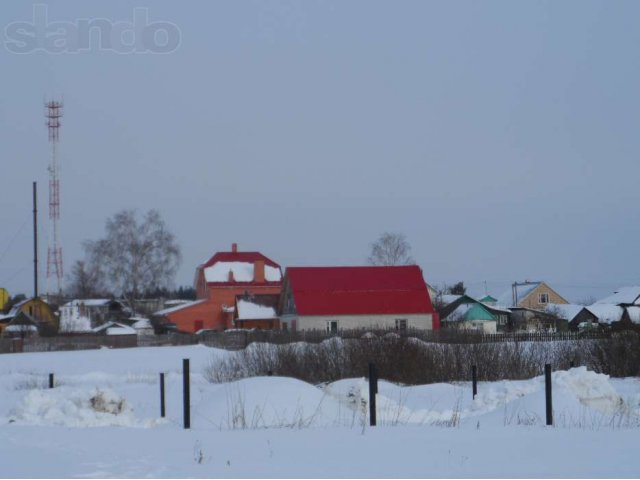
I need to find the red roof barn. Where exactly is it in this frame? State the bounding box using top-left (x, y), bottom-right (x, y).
top-left (280, 265), bottom-right (438, 332)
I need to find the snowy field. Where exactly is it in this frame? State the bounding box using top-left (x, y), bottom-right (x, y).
top-left (1, 344), bottom-right (640, 478)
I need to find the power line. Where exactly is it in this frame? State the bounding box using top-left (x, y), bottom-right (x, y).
top-left (0, 219), bottom-right (29, 267)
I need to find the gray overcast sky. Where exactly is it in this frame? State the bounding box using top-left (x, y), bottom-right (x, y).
top-left (1, 0), bottom-right (639, 303)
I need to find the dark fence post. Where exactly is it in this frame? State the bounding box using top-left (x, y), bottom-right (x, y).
top-left (368, 362), bottom-right (377, 427)
top-left (160, 372), bottom-right (166, 418)
top-left (49, 373), bottom-right (54, 389)
top-left (471, 365), bottom-right (477, 399)
top-left (545, 363), bottom-right (553, 426)
top-left (183, 359), bottom-right (190, 429)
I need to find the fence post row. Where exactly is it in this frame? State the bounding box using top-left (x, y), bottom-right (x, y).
top-left (471, 365), bottom-right (477, 399)
top-left (545, 363), bottom-right (553, 426)
top-left (368, 362), bottom-right (377, 427)
top-left (160, 372), bottom-right (166, 418)
top-left (183, 359), bottom-right (190, 429)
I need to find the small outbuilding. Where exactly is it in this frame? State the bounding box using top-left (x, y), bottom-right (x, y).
top-left (234, 294), bottom-right (280, 330)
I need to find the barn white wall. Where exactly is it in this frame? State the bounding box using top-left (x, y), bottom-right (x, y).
top-left (294, 313), bottom-right (433, 332)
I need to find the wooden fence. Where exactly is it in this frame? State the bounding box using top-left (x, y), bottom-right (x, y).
top-left (0, 328), bottom-right (613, 355)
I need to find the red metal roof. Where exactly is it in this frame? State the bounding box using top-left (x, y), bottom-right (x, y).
top-left (286, 266), bottom-right (434, 316)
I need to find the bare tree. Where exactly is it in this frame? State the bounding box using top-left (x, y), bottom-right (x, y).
top-left (66, 260), bottom-right (105, 298)
top-left (367, 232), bottom-right (415, 266)
top-left (446, 281), bottom-right (466, 295)
top-left (577, 296), bottom-right (597, 306)
top-left (84, 209), bottom-right (181, 310)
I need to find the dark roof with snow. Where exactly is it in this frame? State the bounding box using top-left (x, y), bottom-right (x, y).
top-left (201, 251), bottom-right (280, 270)
top-left (199, 247), bottom-right (282, 285)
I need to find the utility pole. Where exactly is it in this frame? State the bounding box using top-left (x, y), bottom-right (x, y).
top-left (512, 280), bottom-right (541, 306)
top-left (32, 181), bottom-right (38, 298)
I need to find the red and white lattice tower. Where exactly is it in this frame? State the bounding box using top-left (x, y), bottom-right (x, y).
top-left (45, 100), bottom-right (64, 296)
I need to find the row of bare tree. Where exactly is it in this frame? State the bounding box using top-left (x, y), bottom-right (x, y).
top-left (64, 210), bottom-right (424, 309)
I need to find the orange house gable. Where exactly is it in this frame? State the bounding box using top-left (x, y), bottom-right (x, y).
top-left (155, 244), bottom-right (282, 333)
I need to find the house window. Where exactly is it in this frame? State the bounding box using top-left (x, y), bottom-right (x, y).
top-left (285, 294), bottom-right (294, 312)
top-left (395, 319), bottom-right (408, 331)
top-left (539, 293), bottom-right (549, 304)
top-left (326, 321), bottom-right (338, 333)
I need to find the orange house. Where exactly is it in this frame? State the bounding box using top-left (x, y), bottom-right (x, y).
top-left (155, 244), bottom-right (282, 333)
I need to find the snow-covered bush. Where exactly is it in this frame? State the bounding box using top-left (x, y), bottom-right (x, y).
top-left (205, 331), bottom-right (640, 385)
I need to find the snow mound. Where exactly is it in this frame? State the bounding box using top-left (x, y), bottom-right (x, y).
top-left (195, 376), bottom-right (352, 429)
top-left (554, 367), bottom-right (623, 413)
top-left (10, 387), bottom-right (159, 428)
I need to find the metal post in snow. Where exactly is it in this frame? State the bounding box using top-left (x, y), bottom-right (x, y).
top-left (160, 372), bottom-right (166, 418)
top-left (183, 359), bottom-right (190, 429)
top-left (472, 365), bottom-right (478, 399)
top-left (49, 373), bottom-right (54, 389)
top-left (368, 362), bottom-right (377, 427)
top-left (545, 363), bottom-right (553, 426)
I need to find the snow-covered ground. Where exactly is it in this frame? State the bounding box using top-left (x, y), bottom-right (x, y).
top-left (1, 344), bottom-right (639, 478)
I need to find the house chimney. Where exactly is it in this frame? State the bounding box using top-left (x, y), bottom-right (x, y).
top-left (228, 269), bottom-right (235, 282)
top-left (254, 260), bottom-right (265, 283)
top-left (232, 243), bottom-right (238, 253)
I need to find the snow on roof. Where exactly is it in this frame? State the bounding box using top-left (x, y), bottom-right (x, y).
top-left (594, 286), bottom-right (640, 306)
top-left (446, 303), bottom-right (474, 321)
top-left (92, 322), bottom-right (136, 335)
top-left (236, 299), bottom-right (277, 320)
top-left (546, 304), bottom-right (585, 321)
top-left (163, 299), bottom-right (191, 307)
top-left (626, 306), bottom-right (640, 324)
top-left (132, 318), bottom-right (152, 329)
top-left (204, 262), bottom-right (282, 283)
top-left (496, 283), bottom-right (541, 307)
top-left (439, 294), bottom-right (461, 305)
top-left (586, 304), bottom-right (624, 324)
top-left (8, 298), bottom-right (31, 316)
top-left (153, 299), bottom-right (206, 316)
top-left (0, 313), bottom-right (13, 322)
top-left (62, 299), bottom-right (114, 308)
top-left (5, 324), bottom-right (38, 333)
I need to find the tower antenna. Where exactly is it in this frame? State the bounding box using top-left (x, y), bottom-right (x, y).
top-left (45, 99), bottom-right (64, 298)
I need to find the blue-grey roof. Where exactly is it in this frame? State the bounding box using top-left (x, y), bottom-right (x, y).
top-left (496, 282), bottom-right (541, 307)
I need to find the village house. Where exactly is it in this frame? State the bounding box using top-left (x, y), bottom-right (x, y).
top-left (2, 312), bottom-right (40, 338)
top-left (545, 303), bottom-right (599, 331)
top-left (279, 265), bottom-right (438, 332)
top-left (496, 281), bottom-right (569, 310)
top-left (59, 299), bottom-right (126, 332)
top-left (509, 307), bottom-right (567, 332)
top-left (439, 294), bottom-right (511, 333)
top-left (0, 297), bottom-right (58, 336)
top-left (153, 244), bottom-right (282, 333)
top-left (588, 286), bottom-right (640, 329)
